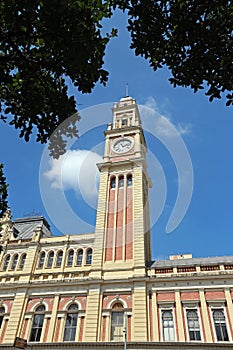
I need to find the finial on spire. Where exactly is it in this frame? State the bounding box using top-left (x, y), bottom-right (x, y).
top-left (126, 83), bottom-right (129, 97)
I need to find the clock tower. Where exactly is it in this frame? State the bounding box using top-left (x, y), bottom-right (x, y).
top-left (91, 96), bottom-right (151, 279)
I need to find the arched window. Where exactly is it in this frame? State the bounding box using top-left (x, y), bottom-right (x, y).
top-left (19, 254), bottom-right (27, 269)
top-left (56, 251), bottom-right (63, 267)
top-left (121, 118), bottom-right (128, 127)
top-left (38, 252), bottom-right (45, 268)
top-left (29, 305), bottom-right (46, 342)
top-left (119, 176), bottom-right (124, 188)
top-left (47, 251), bottom-right (54, 268)
top-left (67, 250), bottom-right (74, 267)
top-left (187, 310), bottom-right (201, 341)
top-left (162, 310), bottom-right (175, 341)
top-left (63, 304), bottom-right (79, 341)
top-left (111, 302), bottom-right (124, 341)
top-left (86, 249), bottom-right (92, 265)
top-left (213, 309), bottom-right (229, 341)
top-left (127, 174), bottom-right (132, 187)
top-left (77, 250), bottom-right (83, 266)
top-left (110, 177), bottom-right (116, 189)
top-left (11, 254), bottom-right (19, 270)
top-left (3, 254), bottom-right (10, 271)
top-left (0, 307), bottom-right (5, 329)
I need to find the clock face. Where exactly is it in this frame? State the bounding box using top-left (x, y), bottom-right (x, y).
top-left (112, 138), bottom-right (133, 153)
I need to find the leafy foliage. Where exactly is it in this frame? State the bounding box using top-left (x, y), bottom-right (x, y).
top-left (0, 0), bottom-right (113, 157)
top-left (113, 0), bottom-right (233, 105)
top-left (0, 164), bottom-right (8, 219)
top-left (0, 1), bottom-right (232, 160)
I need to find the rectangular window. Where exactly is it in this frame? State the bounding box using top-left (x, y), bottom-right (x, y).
top-left (111, 312), bottom-right (124, 341)
top-left (186, 310), bottom-right (201, 341)
top-left (213, 309), bottom-right (229, 341)
top-left (162, 310), bottom-right (175, 341)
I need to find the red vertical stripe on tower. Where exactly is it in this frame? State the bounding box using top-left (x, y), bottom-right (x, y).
top-left (115, 187), bottom-right (124, 260)
top-left (126, 186), bottom-right (133, 259)
top-left (105, 188), bottom-right (115, 261)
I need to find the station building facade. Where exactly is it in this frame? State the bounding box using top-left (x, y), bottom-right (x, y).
top-left (0, 97), bottom-right (233, 349)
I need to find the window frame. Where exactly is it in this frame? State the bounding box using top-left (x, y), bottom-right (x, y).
top-left (47, 251), bottom-right (54, 268)
top-left (110, 302), bottom-right (125, 342)
top-left (77, 250), bottom-right (83, 266)
top-left (185, 308), bottom-right (202, 342)
top-left (110, 177), bottom-right (116, 189)
top-left (118, 176), bottom-right (124, 188)
top-left (2, 254), bottom-right (11, 271)
top-left (67, 250), bottom-right (74, 267)
top-left (19, 253), bottom-right (27, 270)
top-left (29, 304), bottom-right (46, 343)
top-left (56, 251), bottom-right (63, 268)
top-left (121, 118), bottom-right (128, 127)
top-left (38, 252), bottom-right (46, 269)
top-left (86, 248), bottom-right (92, 265)
top-left (11, 254), bottom-right (19, 270)
top-left (63, 303), bottom-right (79, 342)
top-left (160, 308), bottom-right (176, 342)
top-left (127, 174), bottom-right (132, 187)
top-left (211, 307), bottom-right (230, 342)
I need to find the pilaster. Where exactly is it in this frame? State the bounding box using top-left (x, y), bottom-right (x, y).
top-left (175, 290), bottom-right (185, 341)
top-left (225, 288), bottom-right (233, 335)
top-left (47, 294), bottom-right (60, 342)
top-left (132, 282), bottom-right (147, 341)
top-left (4, 291), bottom-right (27, 344)
top-left (199, 289), bottom-right (212, 342)
top-left (152, 291), bottom-right (159, 341)
top-left (91, 171), bottom-right (109, 278)
top-left (132, 166), bottom-right (146, 273)
top-left (83, 285), bottom-right (101, 341)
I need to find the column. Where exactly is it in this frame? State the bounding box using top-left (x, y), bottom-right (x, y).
top-left (83, 285), bottom-right (101, 341)
top-left (132, 283), bottom-right (147, 341)
top-left (90, 171), bottom-right (109, 279)
top-left (41, 315), bottom-right (50, 342)
top-left (47, 294), bottom-right (60, 342)
top-left (57, 313), bottom-right (65, 342)
top-left (224, 289), bottom-right (233, 338)
top-left (4, 291), bottom-right (27, 343)
top-left (132, 166), bottom-right (146, 275)
top-left (152, 291), bottom-right (159, 341)
top-left (101, 312), bottom-right (110, 341)
top-left (24, 316), bottom-right (32, 341)
top-left (199, 289), bottom-right (212, 342)
top-left (0, 317), bottom-right (9, 343)
top-left (175, 290), bottom-right (185, 341)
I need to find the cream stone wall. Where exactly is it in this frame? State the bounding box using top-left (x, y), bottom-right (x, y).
top-left (0, 236), bottom-right (233, 345)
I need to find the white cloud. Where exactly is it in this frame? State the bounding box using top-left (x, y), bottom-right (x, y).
top-left (44, 149), bottom-right (102, 203)
top-left (141, 97), bottom-right (191, 138)
top-left (176, 122), bottom-right (192, 136)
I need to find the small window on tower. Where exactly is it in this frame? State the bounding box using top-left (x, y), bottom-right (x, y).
top-left (127, 175), bottom-right (132, 187)
top-left (119, 176), bottom-right (124, 188)
top-left (122, 119), bottom-right (128, 127)
top-left (111, 177), bottom-right (116, 189)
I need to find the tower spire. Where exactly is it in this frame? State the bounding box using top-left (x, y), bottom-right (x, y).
top-left (126, 83), bottom-right (129, 97)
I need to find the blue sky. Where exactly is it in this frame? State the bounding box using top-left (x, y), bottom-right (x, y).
top-left (0, 10), bottom-right (233, 260)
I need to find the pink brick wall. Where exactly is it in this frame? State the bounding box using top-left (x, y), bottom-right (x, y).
top-left (58, 296), bottom-right (86, 311)
top-left (102, 294), bottom-right (132, 309)
top-left (125, 187), bottom-right (133, 260)
top-left (205, 290), bottom-right (225, 300)
top-left (157, 292), bottom-right (175, 302)
top-left (105, 188), bottom-right (115, 261)
top-left (115, 187), bottom-right (124, 260)
top-left (180, 291), bottom-right (199, 301)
